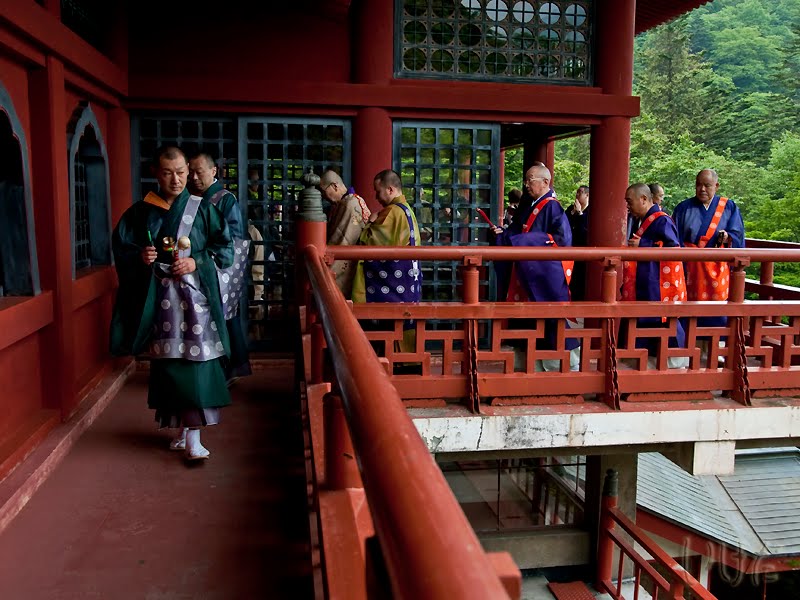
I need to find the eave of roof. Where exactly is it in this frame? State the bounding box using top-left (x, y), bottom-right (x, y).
top-left (635, 1), bottom-right (713, 34)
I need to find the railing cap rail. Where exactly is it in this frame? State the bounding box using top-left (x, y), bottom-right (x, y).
top-left (304, 245), bottom-right (511, 600)
top-left (328, 245), bottom-right (800, 262)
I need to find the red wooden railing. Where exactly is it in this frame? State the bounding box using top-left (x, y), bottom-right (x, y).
top-left (596, 470), bottom-right (717, 600)
top-left (301, 239), bottom-right (800, 599)
top-left (327, 244), bottom-right (800, 410)
top-left (303, 245), bottom-right (516, 600)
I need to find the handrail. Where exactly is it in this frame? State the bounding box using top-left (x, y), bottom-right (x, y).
top-left (328, 245), bottom-right (800, 262)
top-left (303, 245), bottom-right (511, 600)
top-left (745, 238), bottom-right (800, 249)
top-left (602, 505), bottom-right (717, 600)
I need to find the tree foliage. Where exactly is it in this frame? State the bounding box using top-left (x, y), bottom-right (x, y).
top-left (504, 0), bottom-right (800, 284)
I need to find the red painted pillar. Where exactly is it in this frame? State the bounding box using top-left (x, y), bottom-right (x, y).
top-left (497, 148), bottom-right (505, 223)
top-left (351, 0), bottom-right (394, 203)
top-left (587, 0), bottom-right (636, 300)
top-left (595, 469), bottom-right (618, 591)
top-left (353, 108), bottom-right (392, 212)
top-left (107, 108), bottom-right (132, 225)
top-left (544, 140), bottom-right (556, 181)
top-left (351, 0), bottom-right (394, 84)
top-left (30, 57), bottom-right (76, 418)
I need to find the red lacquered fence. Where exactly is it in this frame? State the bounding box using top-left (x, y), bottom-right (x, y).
top-left (303, 246), bottom-right (518, 599)
top-left (596, 470), bottom-right (718, 600)
top-left (324, 243), bottom-right (800, 410)
top-left (298, 239), bottom-right (800, 599)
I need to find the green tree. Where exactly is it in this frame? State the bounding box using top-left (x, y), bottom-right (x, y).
top-left (633, 17), bottom-right (734, 149)
top-left (503, 146), bottom-right (523, 203)
top-left (694, 0), bottom-right (794, 85)
top-left (717, 93), bottom-right (799, 163)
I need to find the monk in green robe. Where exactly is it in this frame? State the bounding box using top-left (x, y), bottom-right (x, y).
top-left (110, 146), bottom-right (233, 461)
top-left (188, 152), bottom-right (251, 383)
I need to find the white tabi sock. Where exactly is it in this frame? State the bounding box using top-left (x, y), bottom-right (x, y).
top-left (169, 427), bottom-right (188, 451)
top-left (185, 428), bottom-right (210, 460)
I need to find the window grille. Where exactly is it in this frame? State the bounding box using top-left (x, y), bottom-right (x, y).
top-left (242, 118), bottom-right (350, 351)
top-left (73, 159), bottom-right (91, 270)
top-left (396, 0), bottom-right (593, 84)
top-left (0, 91), bottom-right (38, 297)
top-left (60, 0), bottom-right (105, 52)
top-left (394, 121), bottom-right (499, 302)
top-left (68, 108), bottom-right (111, 276)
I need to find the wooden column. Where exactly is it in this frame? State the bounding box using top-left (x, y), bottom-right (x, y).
top-left (351, 0), bottom-right (394, 84)
top-left (353, 107), bottom-right (392, 212)
top-left (30, 56), bottom-right (76, 418)
top-left (586, 0), bottom-right (636, 300)
top-left (107, 108), bottom-right (132, 224)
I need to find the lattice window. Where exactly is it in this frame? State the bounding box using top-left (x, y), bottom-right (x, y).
top-left (394, 121), bottom-right (499, 302)
top-left (0, 87), bottom-right (38, 297)
top-left (243, 118), bottom-right (350, 350)
top-left (135, 118), bottom-right (238, 199)
top-left (72, 159), bottom-right (91, 270)
top-left (396, 0), bottom-right (593, 84)
top-left (60, 0), bottom-right (105, 52)
top-left (131, 115), bottom-right (350, 352)
top-left (68, 107), bottom-right (111, 275)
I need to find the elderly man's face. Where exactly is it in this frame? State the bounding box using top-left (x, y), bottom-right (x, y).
top-left (320, 181), bottom-right (339, 203)
top-left (187, 157), bottom-right (216, 195)
top-left (524, 169), bottom-right (550, 198)
top-left (695, 172), bottom-right (719, 204)
top-left (156, 156), bottom-right (188, 201)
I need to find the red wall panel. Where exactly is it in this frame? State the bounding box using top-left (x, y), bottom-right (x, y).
top-left (127, 8), bottom-right (349, 86)
top-left (72, 294), bottom-right (111, 396)
top-left (0, 333), bottom-right (44, 440)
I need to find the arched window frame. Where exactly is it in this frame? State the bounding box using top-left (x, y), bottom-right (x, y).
top-left (0, 80), bottom-right (40, 296)
top-left (67, 102), bottom-right (113, 278)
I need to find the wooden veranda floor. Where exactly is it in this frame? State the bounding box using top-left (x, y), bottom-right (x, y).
top-left (0, 364), bottom-right (314, 599)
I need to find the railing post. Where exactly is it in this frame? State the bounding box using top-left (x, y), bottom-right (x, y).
top-left (601, 258), bottom-right (621, 410)
top-left (601, 257), bottom-right (621, 304)
top-left (729, 257), bottom-right (752, 406)
top-left (595, 469), bottom-right (618, 591)
top-left (760, 261), bottom-right (774, 288)
top-left (311, 322), bottom-right (324, 385)
top-left (461, 256), bottom-right (482, 305)
top-left (295, 169), bottom-right (328, 312)
top-left (461, 256), bottom-right (482, 412)
top-left (728, 256), bottom-right (750, 304)
top-left (323, 393), bottom-right (363, 490)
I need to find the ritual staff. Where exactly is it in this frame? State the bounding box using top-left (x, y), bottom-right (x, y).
top-left (351, 169), bottom-right (421, 353)
top-left (188, 152), bottom-right (251, 384)
top-left (622, 183), bottom-right (688, 368)
top-left (673, 169), bottom-right (744, 327)
top-left (110, 146), bottom-right (233, 461)
top-left (492, 163), bottom-right (579, 372)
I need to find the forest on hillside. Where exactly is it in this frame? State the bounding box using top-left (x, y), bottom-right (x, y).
top-left (505, 0), bottom-right (800, 285)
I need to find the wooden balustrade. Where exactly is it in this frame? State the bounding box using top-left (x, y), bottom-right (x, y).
top-left (303, 245), bottom-right (516, 600)
top-left (596, 470), bottom-right (717, 600)
top-left (321, 243), bottom-right (800, 411)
